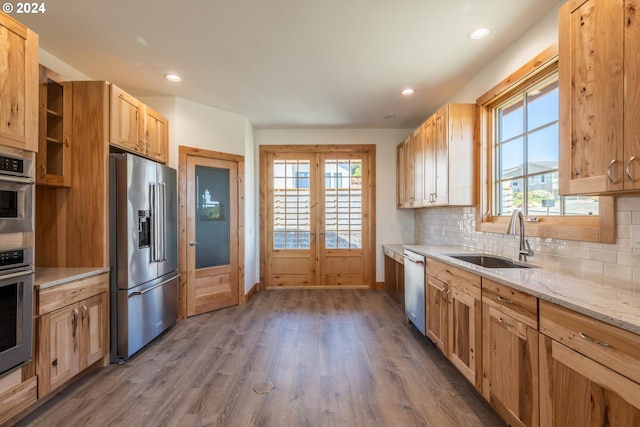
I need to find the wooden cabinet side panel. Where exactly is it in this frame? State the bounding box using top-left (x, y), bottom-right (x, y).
top-left (68, 81), bottom-right (110, 267)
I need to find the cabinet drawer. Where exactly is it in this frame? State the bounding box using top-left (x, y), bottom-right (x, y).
top-left (36, 273), bottom-right (109, 315)
top-left (539, 299), bottom-right (640, 384)
top-left (426, 258), bottom-right (480, 298)
top-left (482, 278), bottom-right (538, 329)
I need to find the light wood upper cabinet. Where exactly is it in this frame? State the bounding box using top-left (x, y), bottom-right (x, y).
top-left (110, 84), bottom-right (168, 163)
top-left (397, 103), bottom-right (475, 208)
top-left (37, 66), bottom-right (72, 187)
top-left (559, 0), bottom-right (640, 194)
top-left (396, 141), bottom-right (406, 208)
top-left (0, 12), bottom-right (38, 152)
top-left (144, 105), bottom-right (169, 164)
top-left (110, 84), bottom-right (144, 154)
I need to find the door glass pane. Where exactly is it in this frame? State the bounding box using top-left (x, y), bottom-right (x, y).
top-left (195, 166), bottom-right (230, 268)
top-left (325, 159), bottom-right (362, 249)
top-left (273, 159), bottom-right (311, 250)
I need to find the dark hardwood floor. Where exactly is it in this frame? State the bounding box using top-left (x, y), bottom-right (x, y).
top-left (12, 289), bottom-right (505, 427)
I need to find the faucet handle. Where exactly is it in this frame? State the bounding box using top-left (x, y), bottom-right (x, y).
top-left (523, 240), bottom-right (534, 257)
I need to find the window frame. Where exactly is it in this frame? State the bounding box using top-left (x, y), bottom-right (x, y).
top-left (475, 44), bottom-right (615, 243)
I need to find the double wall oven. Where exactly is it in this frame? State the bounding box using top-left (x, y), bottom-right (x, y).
top-left (0, 145), bottom-right (35, 376)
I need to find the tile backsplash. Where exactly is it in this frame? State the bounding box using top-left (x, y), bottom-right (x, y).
top-left (414, 195), bottom-right (640, 291)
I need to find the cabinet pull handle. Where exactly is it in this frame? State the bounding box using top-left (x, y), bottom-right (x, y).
top-left (498, 317), bottom-right (514, 328)
top-left (578, 331), bottom-right (610, 347)
top-left (71, 288), bottom-right (86, 294)
top-left (626, 156), bottom-right (637, 183)
top-left (40, 164), bottom-right (46, 179)
top-left (607, 159), bottom-right (618, 184)
top-left (497, 295), bottom-right (514, 304)
top-left (82, 305), bottom-right (88, 320)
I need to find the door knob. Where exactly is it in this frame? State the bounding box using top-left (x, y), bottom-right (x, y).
top-left (189, 241), bottom-right (198, 246)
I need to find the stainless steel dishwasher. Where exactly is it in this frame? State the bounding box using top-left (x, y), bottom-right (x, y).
top-left (403, 249), bottom-right (426, 334)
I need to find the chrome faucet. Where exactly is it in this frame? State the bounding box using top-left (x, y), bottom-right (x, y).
top-left (506, 209), bottom-right (534, 262)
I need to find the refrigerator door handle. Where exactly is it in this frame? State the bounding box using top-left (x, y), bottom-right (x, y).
top-left (151, 183), bottom-right (164, 262)
top-left (159, 183), bottom-right (166, 261)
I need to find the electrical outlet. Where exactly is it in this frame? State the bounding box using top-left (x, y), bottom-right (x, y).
top-left (631, 225), bottom-right (640, 249)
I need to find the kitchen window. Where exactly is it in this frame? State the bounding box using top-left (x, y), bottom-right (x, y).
top-left (476, 44), bottom-right (615, 243)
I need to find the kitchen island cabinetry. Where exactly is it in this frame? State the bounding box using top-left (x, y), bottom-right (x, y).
top-left (482, 279), bottom-right (539, 427)
top-left (110, 84), bottom-right (168, 163)
top-left (0, 12), bottom-right (38, 152)
top-left (35, 270), bottom-right (109, 399)
top-left (559, 0), bottom-right (640, 194)
top-left (425, 258), bottom-right (482, 390)
top-left (539, 299), bottom-right (640, 426)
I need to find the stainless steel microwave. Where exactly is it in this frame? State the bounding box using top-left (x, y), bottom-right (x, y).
top-left (0, 146), bottom-right (34, 234)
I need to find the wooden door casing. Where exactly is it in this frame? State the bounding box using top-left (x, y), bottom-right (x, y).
top-left (260, 145), bottom-right (376, 289)
top-left (186, 155), bottom-right (239, 316)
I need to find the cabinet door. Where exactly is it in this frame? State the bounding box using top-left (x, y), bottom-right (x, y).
top-left (411, 127), bottom-right (424, 207)
top-left (144, 106), bottom-right (168, 163)
top-left (422, 118), bottom-right (436, 205)
top-left (110, 85), bottom-right (144, 153)
top-left (37, 305), bottom-right (80, 397)
top-left (396, 142), bottom-right (406, 208)
top-left (79, 293), bottom-right (108, 369)
top-left (539, 335), bottom-right (640, 427)
top-left (432, 108), bottom-right (449, 205)
top-left (483, 304), bottom-right (539, 427)
top-left (559, 0), bottom-right (625, 195)
top-left (0, 14), bottom-right (38, 151)
top-left (425, 275), bottom-right (447, 353)
top-left (624, 0), bottom-right (640, 191)
top-left (448, 286), bottom-right (481, 389)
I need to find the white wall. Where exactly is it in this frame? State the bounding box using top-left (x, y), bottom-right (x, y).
top-left (255, 128), bottom-right (414, 283)
top-left (140, 96), bottom-right (260, 294)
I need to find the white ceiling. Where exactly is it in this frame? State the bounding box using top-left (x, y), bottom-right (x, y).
top-left (17, 0), bottom-right (562, 129)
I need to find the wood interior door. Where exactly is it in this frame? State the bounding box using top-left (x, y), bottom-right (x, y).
top-left (262, 146), bottom-right (374, 288)
top-left (186, 155), bottom-right (239, 316)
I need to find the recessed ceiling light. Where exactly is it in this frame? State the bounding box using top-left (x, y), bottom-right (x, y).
top-left (401, 88), bottom-right (415, 96)
top-left (467, 27), bottom-right (490, 40)
top-left (164, 73), bottom-right (182, 82)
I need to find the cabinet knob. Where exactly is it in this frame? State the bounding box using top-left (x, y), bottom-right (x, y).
top-left (52, 358), bottom-right (58, 366)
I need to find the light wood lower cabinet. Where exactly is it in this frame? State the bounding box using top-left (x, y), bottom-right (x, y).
top-left (0, 369), bottom-right (37, 425)
top-left (35, 274), bottom-right (109, 399)
top-left (539, 300), bottom-right (640, 426)
top-left (425, 259), bottom-right (482, 389)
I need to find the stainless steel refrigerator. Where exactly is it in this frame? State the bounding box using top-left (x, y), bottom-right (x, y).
top-left (109, 153), bottom-right (179, 362)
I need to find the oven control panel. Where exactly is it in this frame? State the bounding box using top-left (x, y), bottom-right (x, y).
top-left (0, 248), bottom-right (33, 271)
top-left (0, 155), bottom-right (24, 175)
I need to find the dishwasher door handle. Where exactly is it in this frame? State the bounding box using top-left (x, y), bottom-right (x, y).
top-left (402, 254), bottom-right (424, 264)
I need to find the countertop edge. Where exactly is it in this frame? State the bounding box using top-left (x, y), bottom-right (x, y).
top-left (384, 244), bottom-right (640, 336)
top-left (35, 267), bottom-right (111, 290)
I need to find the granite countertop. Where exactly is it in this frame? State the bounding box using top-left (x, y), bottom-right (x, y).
top-left (383, 244), bottom-right (640, 336)
top-left (35, 267), bottom-right (110, 290)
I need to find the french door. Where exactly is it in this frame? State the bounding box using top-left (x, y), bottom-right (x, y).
top-left (261, 145), bottom-right (374, 288)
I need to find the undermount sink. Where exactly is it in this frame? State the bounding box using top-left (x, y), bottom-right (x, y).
top-left (445, 254), bottom-right (538, 269)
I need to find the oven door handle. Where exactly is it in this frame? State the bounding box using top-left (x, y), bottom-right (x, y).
top-left (0, 175), bottom-right (35, 185)
top-left (0, 269), bottom-right (35, 280)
